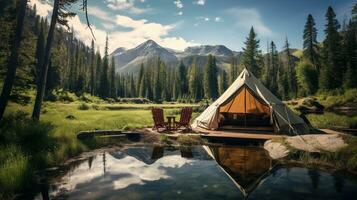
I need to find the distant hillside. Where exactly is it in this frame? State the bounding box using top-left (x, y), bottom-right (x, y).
top-left (110, 40), bottom-right (242, 74)
top-left (110, 40), bottom-right (178, 73)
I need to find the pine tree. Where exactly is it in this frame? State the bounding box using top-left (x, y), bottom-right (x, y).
top-left (320, 6), bottom-right (343, 90)
top-left (204, 54), bottom-right (218, 99)
top-left (136, 63), bottom-right (144, 96)
top-left (129, 74), bottom-right (135, 98)
top-left (342, 19), bottom-right (357, 88)
top-left (229, 57), bottom-right (238, 84)
top-left (89, 40), bottom-right (95, 95)
top-left (284, 37), bottom-right (297, 98)
top-left (189, 58), bottom-right (201, 101)
top-left (303, 14), bottom-right (319, 71)
top-left (160, 62), bottom-right (168, 101)
top-left (0, 0), bottom-right (27, 120)
top-left (109, 57), bottom-right (116, 98)
top-left (99, 35), bottom-right (110, 98)
top-left (277, 64), bottom-right (289, 100)
top-left (241, 27), bottom-right (262, 77)
top-left (138, 77), bottom-right (144, 98)
top-left (74, 42), bottom-right (80, 92)
top-left (352, 3), bottom-right (357, 22)
top-left (95, 49), bottom-right (101, 95)
top-left (178, 60), bottom-right (187, 98)
top-left (144, 69), bottom-right (153, 100)
top-left (153, 58), bottom-right (162, 101)
top-left (267, 41), bottom-right (279, 94)
top-left (34, 20), bottom-right (45, 88)
top-left (263, 41), bottom-right (271, 86)
top-left (218, 70), bottom-right (228, 95)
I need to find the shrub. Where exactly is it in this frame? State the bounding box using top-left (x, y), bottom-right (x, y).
top-left (78, 93), bottom-right (103, 103)
top-left (165, 109), bottom-right (181, 116)
top-left (296, 61), bottom-right (318, 96)
top-left (55, 90), bottom-right (77, 102)
top-left (78, 103), bottom-right (90, 110)
top-left (177, 135), bottom-right (203, 146)
top-left (316, 88), bottom-right (357, 108)
top-left (343, 89), bottom-right (357, 103)
top-left (0, 111), bottom-right (56, 157)
top-left (9, 90), bottom-right (31, 105)
top-left (117, 98), bottom-right (151, 104)
top-left (0, 146), bottom-right (33, 194)
top-left (65, 115), bottom-right (76, 120)
top-left (92, 104), bottom-right (100, 110)
top-left (44, 91), bottom-right (58, 102)
top-left (159, 135), bottom-right (168, 143)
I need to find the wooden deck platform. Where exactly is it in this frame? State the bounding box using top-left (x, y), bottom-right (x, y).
top-left (193, 127), bottom-right (282, 140)
top-left (143, 127), bottom-right (281, 140)
top-left (218, 125), bottom-right (274, 132)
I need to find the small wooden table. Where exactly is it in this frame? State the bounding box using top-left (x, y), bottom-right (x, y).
top-left (166, 116), bottom-right (176, 130)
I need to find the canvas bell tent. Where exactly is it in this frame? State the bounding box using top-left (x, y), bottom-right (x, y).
top-left (192, 68), bottom-right (309, 135)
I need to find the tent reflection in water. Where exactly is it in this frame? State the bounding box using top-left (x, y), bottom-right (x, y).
top-left (192, 68), bottom-right (309, 135)
top-left (205, 146), bottom-right (274, 198)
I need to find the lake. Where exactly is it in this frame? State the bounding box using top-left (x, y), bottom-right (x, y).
top-left (30, 145), bottom-right (357, 200)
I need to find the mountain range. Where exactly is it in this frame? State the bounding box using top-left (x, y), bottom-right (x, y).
top-left (110, 40), bottom-right (241, 73)
top-left (110, 39), bottom-right (301, 74)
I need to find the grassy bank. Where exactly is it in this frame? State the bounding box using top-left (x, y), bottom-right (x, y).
top-left (279, 135), bottom-right (357, 174)
top-left (287, 89), bottom-right (357, 129)
top-left (0, 98), bottom-right (200, 198)
top-left (315, 88), bottom-right (357, 109)
top-left (307, 112), bottom-right (357, 129)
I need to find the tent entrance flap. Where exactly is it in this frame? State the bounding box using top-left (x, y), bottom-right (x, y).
top-left (219, 86), bottom-right (271, 127)
top-left (219, 86), bottom-right (270, 115)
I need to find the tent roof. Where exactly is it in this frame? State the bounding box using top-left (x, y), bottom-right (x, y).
top-left (192, 68), bottom-right (309, 134)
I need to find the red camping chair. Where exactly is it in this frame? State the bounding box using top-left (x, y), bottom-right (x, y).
top-left (175, 107), bottom-right (193, 130)
top-left (151, 108), bottom-right (168, 132)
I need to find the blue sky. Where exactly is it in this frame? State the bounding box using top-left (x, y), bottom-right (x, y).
top-left (30, 0), bottom-right (356, 53)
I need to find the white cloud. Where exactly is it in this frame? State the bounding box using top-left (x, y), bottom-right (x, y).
top-left (196, 16), bottom-right (210, 21)
top-left (69, 16), bottom-right (108, 52)
top-left (28, 0), bottom-right (197, 54)
top-left (226, 7), bottom-right (273, 36)
top-left (194, 0), bottom-right (206, 6)
top-left (160, 37), bottom-right (199, 51)
top-left (115, 15), bottom-right (151, 28)
top-left (112, 15), bottom-right (198, 51)
top-left (174, 0), bottom-right (183, 9)
top-left (102, 23), bottom-right (116, 30)
top-left (214, 17), bottom-right (222, 22)
top-left (28, 0), bottom-right (52, 17)
top-left (87, 6), bottom-right (114, 23)
top-left (106, 0), bottom-right (150, 14)
top-left (178, 11), bottom-right (183, 16)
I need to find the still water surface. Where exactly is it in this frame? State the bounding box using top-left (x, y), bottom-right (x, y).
top-left (33, 145), bottom-right (357, 200)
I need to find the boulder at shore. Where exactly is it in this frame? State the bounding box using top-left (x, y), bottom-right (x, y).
top-left (264, 133), bottom-right (347, 159)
